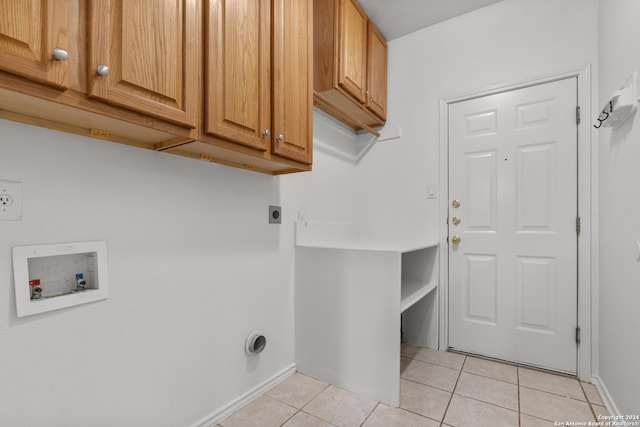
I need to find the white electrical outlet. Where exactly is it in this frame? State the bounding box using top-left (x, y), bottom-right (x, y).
top-left (0, 180), bottom-right (22, 220)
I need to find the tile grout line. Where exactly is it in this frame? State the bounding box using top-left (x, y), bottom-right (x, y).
top-left (439, 355), bottom-right (467, 426)
top-left (578, 380), bottom-right (598, 422)
top-left (518, 383), bottom-right (590, 403)
top-left (401, 346), bottom-right (466, 371)
top-left (359, 402), bottom-right (379, 427)
top-left (399, 348), bottom-right (458, 425)
top-left (460, 369), bottom-right (519, 386)
top-left (400, 407), bottom-right (446, 425)
top-left (299, 409), bottom-right (338, 426)
top-left (279, 408), bottom-right (299, 427)
top-left (400, 376), bottom-right (457, 394)
top-left (270, 376), bottom-right (333, 426)
top-left (519, 376), bottom-right (595, 424)
top-left (407, 350), bottom-right (525, 389)
top-left (438, 359), bottom-right (522, 416)
top-left (443, 390), bottom-right (522, 415)
top-left (517, 366), bottom-right (521, 427)
top-left (400, 355), bottom-right (462, 372)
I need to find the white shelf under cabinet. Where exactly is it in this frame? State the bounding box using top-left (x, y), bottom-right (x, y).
top-left (295, 228), bottom-right (439, 407)
top-left (401, 280), bottom-right (437, 313)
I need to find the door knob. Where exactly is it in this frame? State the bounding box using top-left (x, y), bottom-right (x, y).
top-left (96, 64), bottom-right (110, 76)
top-left (263, 129), bottom-right (271, 137)
top-left (452, 199), bottom-right (461, 208)
top-left (451, 235), bottom-right (461, 244)
top-left (277, 135), bottom-right (285, 141)
top-left (52, 47), bottom-right (69, 61)
top-left (451, 216), bottom-right (461, 225)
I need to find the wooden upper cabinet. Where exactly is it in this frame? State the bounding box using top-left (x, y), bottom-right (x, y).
top-left (87, 0), bottom-right (198, 128)
top-left (337, 0), bottom-right (367, 104)
top-left (366, 21), bottom-right (387, 121)
top-left (313, 0), bottom-right (387, 132)
top-left (202, 0), bottom-right (312, 166)
top-left (0, 1), bottom-right (311, 174)
top-left (271, 0), bottom-right (313, 164)
top-left (0, 0), bottom-right (69, 89)
top-left (204, 0), bottom-right (271, 152)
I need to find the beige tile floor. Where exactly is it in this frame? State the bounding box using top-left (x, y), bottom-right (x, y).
top-left (219, 343), bottom-right (608, 426)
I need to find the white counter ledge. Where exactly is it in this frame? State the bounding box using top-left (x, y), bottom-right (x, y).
top-left (295, 239), bottom-right (438, 253)
top-left (294, 220), bottom-right (439, 407)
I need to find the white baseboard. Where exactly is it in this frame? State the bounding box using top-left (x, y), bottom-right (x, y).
top-left (189, 363), bottom-right (297, 427)
top-left (591, 375), bottom-right (621, 416)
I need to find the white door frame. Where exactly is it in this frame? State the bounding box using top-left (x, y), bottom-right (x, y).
top-left (438, 66), bottom-right (595, 380)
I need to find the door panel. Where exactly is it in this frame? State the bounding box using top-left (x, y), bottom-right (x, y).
top-left (0, 0), bottom-right (68, 89)
top-left (88, 0), bottom-right (197, 127)
top-left (205, 0), bottom-right (270, 151)
top-left (448, 78), bottom-right (578, 373)
top-left (337, 0), bottom-right (366, 103)
top-left (467, 151), bottom-right (497, 229)
top-left (366, 21), bottom-right (387, 120)
top-left (517, 143), bottom-right (553, 229)
top-left (272, 0), bottom-right (313, 164)
top-left (465, 254), bottom-right (497, 324)
top-left (517, 256), bottom-right (555, 332)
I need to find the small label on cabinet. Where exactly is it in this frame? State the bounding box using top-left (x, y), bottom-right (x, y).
top-left (90, 128), bottom-right (110, 140)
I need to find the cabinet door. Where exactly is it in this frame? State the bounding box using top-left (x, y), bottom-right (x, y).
top-left (337, 0), bottom-right (367, 104)
top-left (366, 21), bottom-right (387, 121)
top-left (272, 0), bottom-right (313, 164)
top-left (205, 0), bottom-right (270, 151)
top-left (0, 0), bottom-right (68, 89)
top-left (88, 0), bottom-right (197, 128)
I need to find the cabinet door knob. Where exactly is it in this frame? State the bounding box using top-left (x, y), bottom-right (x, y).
top-left (451, 235), bottom-right (461, 244)
top-left (52, 48), bottom-right (69, 61)
top-left (263, 129), bottom-right (271, 137)
top-left (96, 64), bottom-right (110, 76)
top-left (277, 135), bottom-right (285, 141)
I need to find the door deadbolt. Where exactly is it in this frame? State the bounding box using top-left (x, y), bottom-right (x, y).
top-left (451, 216), bottom-right (461, 225)
top-left (452, 199), bottom-right (460, 208)
top-left (451, 235), bottom-right (461, 244)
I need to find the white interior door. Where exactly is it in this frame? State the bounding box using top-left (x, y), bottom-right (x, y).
top-left (447, 78), bottom-right (578, 373)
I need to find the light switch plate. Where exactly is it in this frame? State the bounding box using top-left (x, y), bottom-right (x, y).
top-left (0, 180), bottom-right (22, 220)
top-left (427, 184), bottom-right (437, 199)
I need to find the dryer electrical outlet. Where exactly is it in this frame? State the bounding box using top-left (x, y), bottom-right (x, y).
top-left (0, 180), bottom-right (23, 220)
top-left (269, 205), bottom-right (282, 224)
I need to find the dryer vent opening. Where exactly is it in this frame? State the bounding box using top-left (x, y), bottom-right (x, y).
top-left (246, 333), bottom-right (266, 355)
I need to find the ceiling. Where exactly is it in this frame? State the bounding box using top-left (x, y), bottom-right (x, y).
top-left (358, 0), bottom-right (504, 41)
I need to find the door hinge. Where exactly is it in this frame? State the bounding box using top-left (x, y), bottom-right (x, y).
top-left (576, 106), bottom-right (581, 125)
top-left (575, 326), bottom-right (581, 344)
top-left (576, 216), bottom-right (581, 235)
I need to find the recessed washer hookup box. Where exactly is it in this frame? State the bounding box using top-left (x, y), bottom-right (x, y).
top-left (12, 241), bottom-right (109, 317)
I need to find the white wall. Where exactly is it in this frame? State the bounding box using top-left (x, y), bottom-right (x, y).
top-left (0, 120), bottom-right (294, 426)
top-left (4, 0), bottom-right (629, 424)
top-left (597, 0), bottom-right (640, 414)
